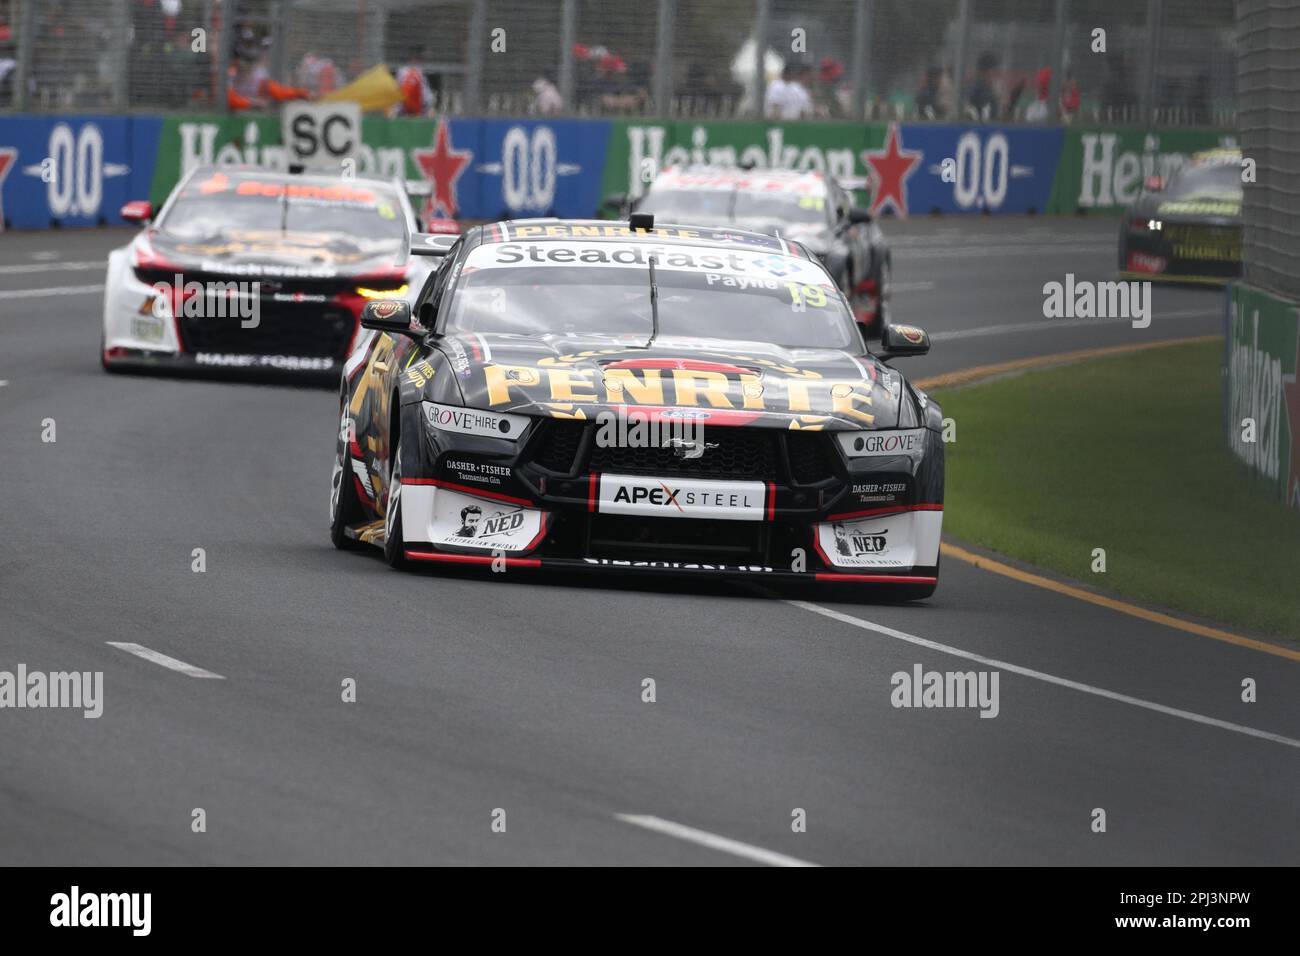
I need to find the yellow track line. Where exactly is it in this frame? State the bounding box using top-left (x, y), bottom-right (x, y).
top-left (915, 335), bottom-right (1218, 391)
top-left (941, 543), bottom-right (1300, 662)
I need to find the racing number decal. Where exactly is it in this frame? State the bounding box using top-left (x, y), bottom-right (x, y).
top-left (786, 282), bottom-right (829, 309)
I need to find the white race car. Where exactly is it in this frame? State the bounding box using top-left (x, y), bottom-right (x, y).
top-left (102, 164), bottom-right (432, 380)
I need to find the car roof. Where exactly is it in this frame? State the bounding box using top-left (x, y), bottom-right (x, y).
top-left (651, 165), bottom-right (828, 194)
top-left (183, 164), bottom-right (403, 191)
top-left (477, 218), bottom-right (814, 258)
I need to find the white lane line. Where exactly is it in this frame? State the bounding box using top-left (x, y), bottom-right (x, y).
top-left (106, 642), bottom-right (226, 679)
top-left (615, 814), bottom-right (820, 867)
top-left (0, 284), bottom-right (104, 299)
top-left (0, 260), bottom-right (103, 274)
top-left (787, 601), bottom-right (1300, 751)
top-left (889, 280), bottom-right (935, 292)
top-left (899, 243), bottom-right (1114, 259)
top-left (929, 309), bottom-right (1218, 342)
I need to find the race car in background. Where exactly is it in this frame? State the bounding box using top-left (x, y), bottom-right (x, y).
top-left (329, 214), bottom-right (943, 598)
top-left (102, 166), bottom-right (431, 379)
top-left (610, 167), bottom-right (893, 333)
top-left (1118, 148), bottom-right (1243, 284)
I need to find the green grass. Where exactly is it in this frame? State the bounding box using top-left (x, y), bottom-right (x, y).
top-left (933, 340), bottom-right (1300, 640)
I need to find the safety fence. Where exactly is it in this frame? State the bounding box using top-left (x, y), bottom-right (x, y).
top-left (2, 0), bottom-right (1237, 125)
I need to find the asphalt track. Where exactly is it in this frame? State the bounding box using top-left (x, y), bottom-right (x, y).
top-left (2, 217), bottom-right (1297, 866)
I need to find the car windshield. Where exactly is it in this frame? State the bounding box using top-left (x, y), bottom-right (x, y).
top-left (638, 188), bottom-right (828, 227)
top-left (159, 171), bottom-right (408, 243)
top-left (1161, 162), bottom-right (1242, 201)
top-left (445, 240), bottom-right (857, 350)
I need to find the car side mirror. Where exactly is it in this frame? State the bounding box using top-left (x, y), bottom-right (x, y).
top-left (848, 207), bottom-right (872, 225)
top-left (878, 322), bottom-right (930, 358)
top-left (1144, 175), bottom-right (1163, 192)
top-left (121, 200), bottom-right (153, 223)
top-left (360, 299), bottom-right (421, 337)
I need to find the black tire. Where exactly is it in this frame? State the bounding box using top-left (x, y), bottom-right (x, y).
top-left (382, 444), bottom-right (407, 568)
top-left (329, 403), bottom-right (365, 550)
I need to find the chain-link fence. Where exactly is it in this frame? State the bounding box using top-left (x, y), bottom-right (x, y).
top-left (1237, 0), bottom-right (1300, 302)
top-left (1, 0), bottom-right (1238, 125)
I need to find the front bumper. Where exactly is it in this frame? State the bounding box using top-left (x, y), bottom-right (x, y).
top-left (1119, 221), bottom-right (1242, 285)
top-left (396, 418), bottom-right (943, 583)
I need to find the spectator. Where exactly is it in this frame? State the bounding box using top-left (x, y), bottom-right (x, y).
top-left (1024, 68), bottom-right (1052, 122)
top-left (1101, 54), bottom-right (1132, 120)
top-left (1059, 70), bottom-right (1080, 121)
top-left (765, 62), bottom-right (812, 120)
top-left (531, 75), bottom-right (563, 115)
top-left (966, 51), bottom-right (999, 121)
top-left (813, 56), bottom-right (847, 118)
top-left (396, 54), bottom-right (433, 116)
top-left (915, 65), bottom-right (952, 120)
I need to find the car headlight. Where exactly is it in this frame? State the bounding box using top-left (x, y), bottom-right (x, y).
top-left (357, 283), bottom-right (409, 299)
top-left (422, 402), bottom-right (530, 441)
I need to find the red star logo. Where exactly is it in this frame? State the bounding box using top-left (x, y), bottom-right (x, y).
top-left (1284, 314), bottom-right (1300, 508)
top-left (412, 119), bottom-right (471, 220)
top-left (0, 148), bottom-right (17, 230)
top-left (861, 123), bottom-right (921, 218)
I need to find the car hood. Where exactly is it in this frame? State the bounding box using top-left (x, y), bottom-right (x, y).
top-left (437, 332), bottom-right (904, 431)
top-left (142, 230), bottom-right (406, 280)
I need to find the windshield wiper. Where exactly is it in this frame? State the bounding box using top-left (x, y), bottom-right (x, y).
top-left (636, 255), bottom-right (661, 350)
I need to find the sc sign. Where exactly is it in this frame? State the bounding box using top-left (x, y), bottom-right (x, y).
top-left (281, 103), bottom-right (361, 172)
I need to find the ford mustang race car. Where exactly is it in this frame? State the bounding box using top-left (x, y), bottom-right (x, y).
top-left (330, 215), bottom-right (943, 597)
top-left (1119, 148), bottom-right (1243, 284)
top-left (613, 167), bottom-right (892, 332)
top-left (102, 166), bottom-right (429, 379)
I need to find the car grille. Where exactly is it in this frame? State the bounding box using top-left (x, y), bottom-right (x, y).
top-left (528, 420), bottom-right (842, 484)
top-left (531, 419), bottom-right (587, 473)
top-left (588, 427), bottom-right (779, 480)
top-left (784, 431), bottom-right (837, 484)
top-left (178, 305), bottom-right (355, 358)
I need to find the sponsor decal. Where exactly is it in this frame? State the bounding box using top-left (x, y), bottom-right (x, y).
top-left (423, 401), bottom-right (529, 440)
top-left (1126, 251), bottom-right (1167, 274)
top-left (850, 480), bottom-right (908, 506)
top-left (199, 260), bottom-right (338, 279)
top-left (818, 513), bottom-right (911, 568)
top-left (130, 316), bottom-right (166, 343)
top-left (443, 458), bottom-right (512, 488)
top-left (836, 428), bottom-right (926, 458)
top-left (445, 337), bottom-right (473, 378)
top-left (194, 353), bottom-right (334, 370)
top-left (480, 240), bottom-right (826, 286)
top-left (583, 558), bottom-right (774, 572)
top-left (425, 486), bottom-right (544, 552)
top-left (271, 291), bottom-right (328, 303)
top-left (597, 473), bottom-right (767, 521)
top-left (894, 325), bottom-right (925, 345)
top-left (371, 300), bottom-right (402, 319)
top-left (1156, 199), bottom-right (1239, 218)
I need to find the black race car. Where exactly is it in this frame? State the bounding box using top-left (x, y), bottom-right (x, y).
top-left (1118, 148), bottom-right (1243, 284)
top-left (614, 166), bottom-right (892, 332)
top-left (329, 215), bottom-right (944, 598)
top-left (103, 165), bottom-right (429, 379)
